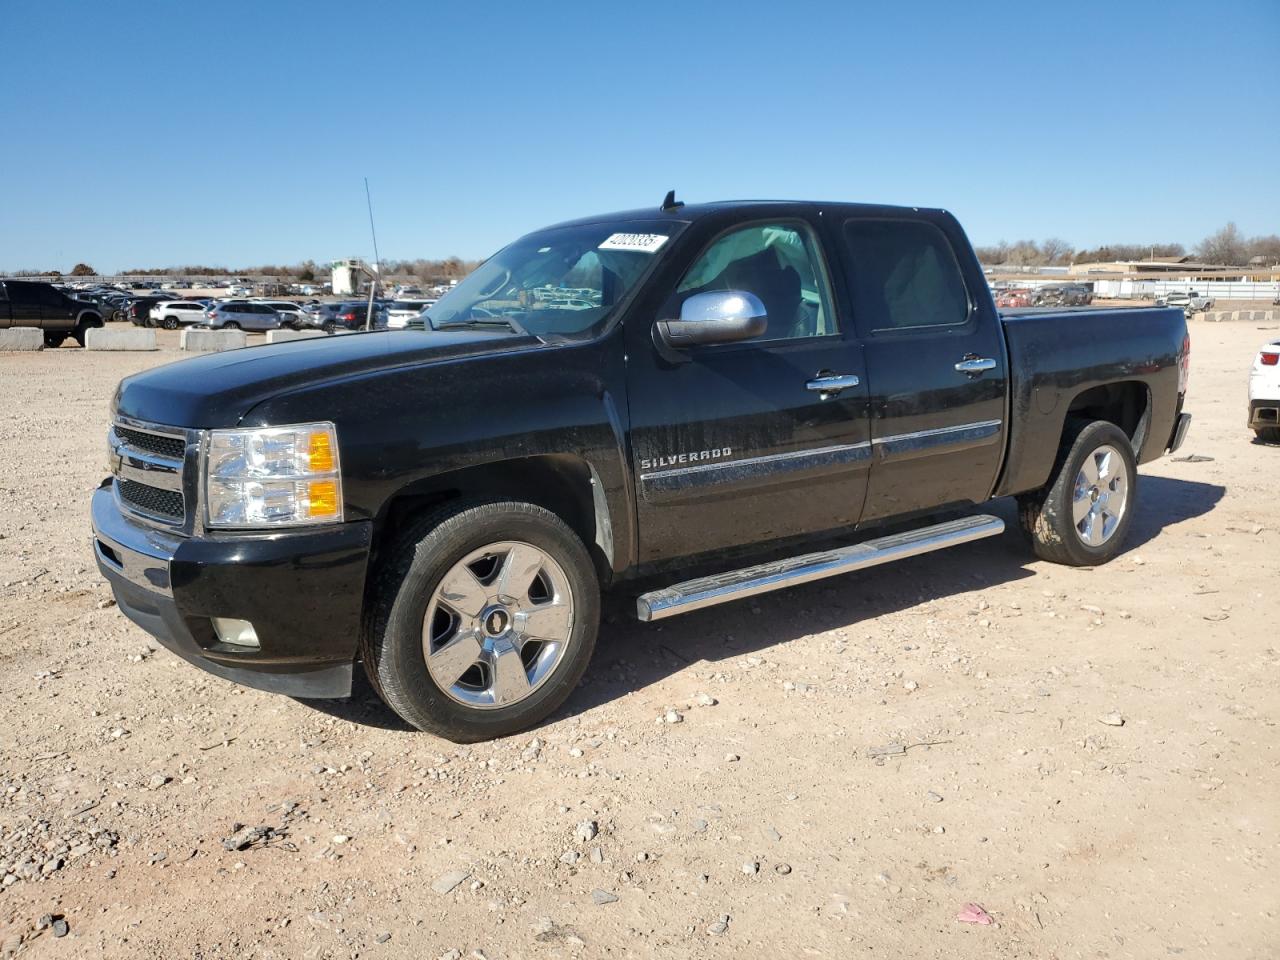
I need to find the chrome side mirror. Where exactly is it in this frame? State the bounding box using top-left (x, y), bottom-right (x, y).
top-left (656, 290), bottom-right (768, 349)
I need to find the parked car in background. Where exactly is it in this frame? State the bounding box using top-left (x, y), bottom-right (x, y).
top-left (204, 301), bottom-right (281, 332)
top-left (1249, 339), bottom-right (1280, 443)
top-left (73, 291), bottom-right (130, 322)
top-left (127, 296), bottom-right (169, 326)
top-left (385, 298), bottom-right (432, 329)
top-left (0, 279), bottom-right (103, 346)
top-left (316, 300), bottom-right (386, 333)
top-left (995, 288), bottom-right (1033, 308)
top-left (253, 299), bottom-right (312, 328)
top-left (1158, 291), bottom-right (1214, 313)
top-left (1032, 284), bottom-right (1093, 307)
top-left (149, 300), bottom-right (209, 329)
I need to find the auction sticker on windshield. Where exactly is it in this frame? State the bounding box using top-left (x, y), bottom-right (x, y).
top-left (598, 233), bottom-right (669, 253)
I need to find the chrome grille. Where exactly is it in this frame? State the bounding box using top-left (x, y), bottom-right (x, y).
top-left (118, 479), bottom-right (184, 519)
top-left (110, 419), bottom-right (191, 527)
top-left (114, 425), bottom-right (185, 459)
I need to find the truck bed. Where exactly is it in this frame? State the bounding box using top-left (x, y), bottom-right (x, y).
top-left (995, 305), bottom-right (1188, 498)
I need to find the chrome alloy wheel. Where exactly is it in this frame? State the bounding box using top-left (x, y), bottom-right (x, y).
top-left (423, 541), bottom-right (575, 709)
top-left (1072, 443), bottom-right (1129, 547)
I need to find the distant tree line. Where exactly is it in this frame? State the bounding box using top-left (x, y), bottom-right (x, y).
top-left (5, 256), bottom-right (483, 281)
top-left (975, 223), bottom-right (1280, 268)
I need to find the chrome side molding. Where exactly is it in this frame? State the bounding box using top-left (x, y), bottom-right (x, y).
top-left (635, 514), bottom-right (1005, 622)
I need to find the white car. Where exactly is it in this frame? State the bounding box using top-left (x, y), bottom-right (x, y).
top-left (1249, 339), bottom-right (1280, 443)
top-left (385, 299), bottom-right (433, 329)
top-left (1159, 291), bottom-right (1215, 313)
top-left (149, 300), bottom-right (209, 329)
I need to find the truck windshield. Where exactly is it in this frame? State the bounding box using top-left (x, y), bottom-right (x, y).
top-left (424, 219), bottom-right (685, 339)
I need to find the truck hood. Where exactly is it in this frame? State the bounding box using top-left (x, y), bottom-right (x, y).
top-left (113, 328), bottom-right (540, 428)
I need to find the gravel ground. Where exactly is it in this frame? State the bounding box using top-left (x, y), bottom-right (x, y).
top-left (1, 321), bottom-right (1277, 959)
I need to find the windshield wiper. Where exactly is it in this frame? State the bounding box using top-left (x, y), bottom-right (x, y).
top-left (432, 316), bottom-right (527, 335)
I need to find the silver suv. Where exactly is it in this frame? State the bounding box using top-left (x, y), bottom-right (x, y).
top-left (205, 301), bottom-right (282, 331)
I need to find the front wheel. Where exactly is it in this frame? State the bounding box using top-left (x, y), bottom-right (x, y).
top-left (162, 316), bottom-right (179, 330)
top-left (43, 331), bottom-right (67, 348)
top-left (361, 500), bottom-right (600, 741)
top-left (1018, 420), bottom-right (1137, 566)
top-left (221, 320), bottom-right (240, 330)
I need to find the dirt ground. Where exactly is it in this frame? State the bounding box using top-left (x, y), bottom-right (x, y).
top-left (1, 321), bottom-right (1277, 960)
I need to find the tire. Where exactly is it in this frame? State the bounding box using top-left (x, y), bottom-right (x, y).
top-left (221, 320), bottom-right (240, 330)
top-left (162, 316), bottom-right (179, 330)
top-left (72, 317), bottom-right (101, 347)
top-left (1017, 419), bottom-right (1137, 567)
top-left (322, 320), bottom-right (338, 335)
top-left (1255, 427), bottom-right (1280, 444)
top-left (361, 499), bottom-right (600, 741)
top-left (43, 331), bottom-right (67, 348)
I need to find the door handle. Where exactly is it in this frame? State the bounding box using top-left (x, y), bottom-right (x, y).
top-left (806, 373), bottom-right (860, 396)
top-left (954, 356), bottom-right (997, 374)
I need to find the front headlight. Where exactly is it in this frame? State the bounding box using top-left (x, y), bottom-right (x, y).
top-left (204, 422), bottom-right (343, 528)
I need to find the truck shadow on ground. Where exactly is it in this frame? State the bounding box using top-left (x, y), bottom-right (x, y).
top-left (298, 475), bottom-right (1224, 734)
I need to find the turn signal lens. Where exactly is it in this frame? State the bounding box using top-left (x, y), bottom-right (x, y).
top-left (204, 422), bottom-right (342, 528)
top-left (307, 479), bottom-right (339, 517)
top-left (308, 431), bottom-right (335, 472)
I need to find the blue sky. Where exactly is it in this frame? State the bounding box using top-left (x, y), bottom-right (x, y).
top-left (2, 0), bottom-right (1277, 272)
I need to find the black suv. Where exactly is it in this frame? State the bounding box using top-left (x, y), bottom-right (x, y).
top-left (0, 280), bottom-right (104, 346)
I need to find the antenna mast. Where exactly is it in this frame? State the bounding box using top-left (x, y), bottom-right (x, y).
top-left (364, 177), bottom-right (382, 330)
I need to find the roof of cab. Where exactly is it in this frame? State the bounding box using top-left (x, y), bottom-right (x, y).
top-left (543, 199), bottom-right (947, 231)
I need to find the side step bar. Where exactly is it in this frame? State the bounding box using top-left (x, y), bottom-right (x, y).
top-left (635, 514), bottom-right (1005, 622)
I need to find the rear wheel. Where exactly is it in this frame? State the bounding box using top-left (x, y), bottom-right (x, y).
top-left (43, 331), bottom-right (67, 348)
top-left (1018, 420), bottom-right (1137, 566)
top-left (1255, 426), bottom-right (1280, 444)
top-left (72, 317), bottom-right (101, 347)
top-left (361, 500), bottom-right (599, 741)
top-left (221, 320), bottom-right (241, 330)
top-left (322, 320), bottom-right (338, 334)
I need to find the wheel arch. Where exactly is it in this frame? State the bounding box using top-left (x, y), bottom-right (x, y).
top-left (1064, 380), bottom-right (1151, 452)
top-left (369, 454), bottom-right (614, 589)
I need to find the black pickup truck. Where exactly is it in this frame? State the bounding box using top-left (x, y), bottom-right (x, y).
top-left (0, 279), bottom-right (104, 347)
top-left (91, 198), bottom-right (1192, 741)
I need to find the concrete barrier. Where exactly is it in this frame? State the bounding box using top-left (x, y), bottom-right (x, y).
top-left (265, 329), bottom-right (327, 344)
top-left (85, 327), bottom-right (157, 351)
top-left (0, 328), bottom-right (44, 351)
top-left (1201, 309), bottom-right (1279, 324)
top-left (181, 328), bottom-right (247, 352)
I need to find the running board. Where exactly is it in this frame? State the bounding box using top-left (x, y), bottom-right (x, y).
top-left (635, 514), bottom-right (1005, 622)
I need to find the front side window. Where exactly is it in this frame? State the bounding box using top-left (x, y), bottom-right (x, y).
top-left (841, 219), bottom-right (970, 332)
top-left (425, 219), bottom-right (685, 339)
top-left (675, 221), bottom-right (835, 340)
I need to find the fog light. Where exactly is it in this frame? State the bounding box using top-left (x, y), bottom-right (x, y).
top-left (211, 617), bottom-right (260, 649)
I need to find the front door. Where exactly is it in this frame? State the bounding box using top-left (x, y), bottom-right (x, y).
top-left (625, 216), bottom-right (872, 564)
top-left (832, 213), bottom-right (1008, 525)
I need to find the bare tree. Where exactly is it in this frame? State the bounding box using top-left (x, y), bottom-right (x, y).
top-left (1040, 237), bottom-right (1072, 265)
top-left (1196, 222), bottom-right (1248, 265)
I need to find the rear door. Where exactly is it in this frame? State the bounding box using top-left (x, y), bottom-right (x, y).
top-left (4, 282), bottom-right (43, 328)
top-left (37, 286), bottom-right (76, 330)
top-left (625, 213), bottom-right (872, 564)
top-left (833, 213), bottom-right (1008, 525)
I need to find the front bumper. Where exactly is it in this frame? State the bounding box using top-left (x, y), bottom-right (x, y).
top-left (91, 483), bottom-right (371, 698)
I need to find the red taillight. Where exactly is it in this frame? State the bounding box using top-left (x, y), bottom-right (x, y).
top-left (1262, 352), bottom-right (1280, 366)
top-left (339, 312), bottom-right (356, 321)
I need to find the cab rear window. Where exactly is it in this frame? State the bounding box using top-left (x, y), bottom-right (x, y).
top-left (841, 219), bottom-right (971, 332)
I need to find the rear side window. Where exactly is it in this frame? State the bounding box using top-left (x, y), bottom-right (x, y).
top-left (840, 219), bottom-right (970, 332)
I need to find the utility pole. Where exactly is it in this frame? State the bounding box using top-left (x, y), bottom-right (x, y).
top-left (364, 178), bottom-right (382, 331)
